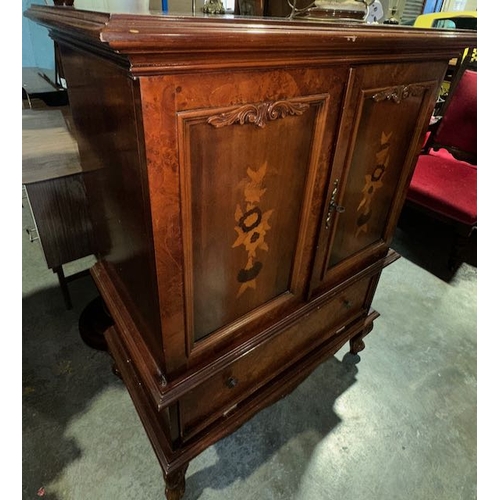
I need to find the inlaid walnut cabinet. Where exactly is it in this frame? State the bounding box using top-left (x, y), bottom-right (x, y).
top-left (25, 5), bottom-right (476, 499)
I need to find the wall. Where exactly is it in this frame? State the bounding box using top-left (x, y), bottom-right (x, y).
top-left (22, 0), bottom-right (195, 71)
top-left (441, 0), bottom-right (477, 10)
top-left (23, 0), bottom-right (56, 69)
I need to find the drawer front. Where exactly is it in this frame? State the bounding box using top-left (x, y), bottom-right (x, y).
top-left (24, 177), bottom-right (93, 269)
top-left (179, 274), bottom-right (373, 439)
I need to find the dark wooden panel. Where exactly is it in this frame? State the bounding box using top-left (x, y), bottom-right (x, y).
top-left (310, 61), bottom-right (447, 293)
top-left (180, 99), bottom-right (321, 341)
top-left (25, 174), bottom-right (92, 270)
top-left (58, 43), bottom-right (164, 368)
top-left (328, 84), bottom-right (434, 267)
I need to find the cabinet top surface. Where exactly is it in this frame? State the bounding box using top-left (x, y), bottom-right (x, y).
top-left (25, 2), bottom-right (476, 67)
top-left (25, 3), bottom-right (476, 39)
top-left (22, 108), bottom-right (82, 184)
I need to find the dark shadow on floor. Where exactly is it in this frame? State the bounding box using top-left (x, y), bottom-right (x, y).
top-left (394, 207), bottom-right (477, 282)
top-left (22, 275), bottom-right (118, 500)
top-left (184, 352), bottom-right (360, 499)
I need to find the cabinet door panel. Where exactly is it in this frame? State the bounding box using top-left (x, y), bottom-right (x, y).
top-left (178, 95), bottom-right (330, 344)
top-left (312, 62), bottom-right (446, 291)
top-left (328, 85), bottom-right (429, 267)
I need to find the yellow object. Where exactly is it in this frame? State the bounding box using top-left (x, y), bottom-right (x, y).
top-left (414, 11), bottom-right (476, 99)
top-left (413, 10), bottom-right (477, 30)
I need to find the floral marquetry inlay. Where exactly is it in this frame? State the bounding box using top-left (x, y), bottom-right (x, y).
top-left (356, 131), bottom-right (392, 238)
top-left (233, 162), bottom-right (274, 297)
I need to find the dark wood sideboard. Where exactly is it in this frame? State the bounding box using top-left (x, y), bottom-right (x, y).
top-left (25, 5), bottom-right (476, 499)
top-left (22, 107), bottom-right (93, 309)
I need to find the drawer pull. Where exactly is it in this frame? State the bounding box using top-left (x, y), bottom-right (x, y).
top-left (25, 228), bottom-right (39, 242)
top-left (343, 299), bottom-right (352, 309)
top-left (226, 376), bottom-right (239, 389)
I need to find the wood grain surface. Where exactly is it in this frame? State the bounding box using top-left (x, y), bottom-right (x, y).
top-left (22, 109), bottom-right (81, 184)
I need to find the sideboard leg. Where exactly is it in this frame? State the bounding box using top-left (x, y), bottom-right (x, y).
top-left (349, 335), bottom-right (365, 355)
top-left (349, 321), bottom-right (375, 355)
top-left (164, 463), bottom-right (188, 500)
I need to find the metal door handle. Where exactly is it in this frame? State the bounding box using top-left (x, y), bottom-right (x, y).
top-left (326, 179), bottom-right (345, 229)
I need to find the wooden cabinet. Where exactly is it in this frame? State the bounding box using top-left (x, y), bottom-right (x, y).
top-left (25, 5), bottom-right (476, 499)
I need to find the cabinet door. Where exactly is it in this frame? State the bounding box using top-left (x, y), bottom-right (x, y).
top-left (179, 97), bottom-right (328, 344)
top-left (140, 68), bottom-right (347, 372)
top-left (311, 61), bottom-right (447, 293)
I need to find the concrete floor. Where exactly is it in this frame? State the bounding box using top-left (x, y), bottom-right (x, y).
top-left (22, 203), bottom-right (477, 500)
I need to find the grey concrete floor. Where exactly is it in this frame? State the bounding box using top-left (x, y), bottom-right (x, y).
top-left (22, 203), bottom-right (477, 500)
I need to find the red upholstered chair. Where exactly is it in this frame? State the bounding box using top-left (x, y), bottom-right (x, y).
top-left (406, 69), bottom-right (477, 271)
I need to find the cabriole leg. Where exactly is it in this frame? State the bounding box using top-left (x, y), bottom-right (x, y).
top-left (349, 322), bottom-right (375, 355)
top-left (349, 335), bottom-right (365, 355)
top-left (164, 463), bottom-right (188, 500)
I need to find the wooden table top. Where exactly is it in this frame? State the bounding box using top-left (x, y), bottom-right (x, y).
top-left (22, 67), bottom-right (62, 96)
top-left (22, 108), bottom-right (82, 184)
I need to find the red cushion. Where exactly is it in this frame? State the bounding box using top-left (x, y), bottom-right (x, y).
top-left (407, 149), bottom-right (477, 226)
top-left (435, 70), bottom-right (477, 155)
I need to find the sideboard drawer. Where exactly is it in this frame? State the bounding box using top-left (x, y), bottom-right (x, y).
top-left (179, 274), bottom-right (373, 440)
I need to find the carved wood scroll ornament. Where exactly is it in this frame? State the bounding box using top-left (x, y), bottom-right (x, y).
top-left (371, 84), bottom-right (425, 104)
top-left (207, 100), bottom-right (310, 128)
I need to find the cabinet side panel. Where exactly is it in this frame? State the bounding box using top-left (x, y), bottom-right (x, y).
top-left (58, 44), bottom-right (163, 366)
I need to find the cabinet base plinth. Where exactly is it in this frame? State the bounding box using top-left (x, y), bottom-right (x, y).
top-left (104, 308), bottom-right (380, 500)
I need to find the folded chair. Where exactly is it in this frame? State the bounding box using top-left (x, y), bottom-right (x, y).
top-left (405, 69), bottom-right (477, 271)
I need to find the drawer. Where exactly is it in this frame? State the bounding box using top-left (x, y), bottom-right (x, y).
top-left (179, 274), bottom-right (374, 439)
